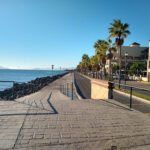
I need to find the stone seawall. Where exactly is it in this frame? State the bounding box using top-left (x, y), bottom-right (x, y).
top-left (0, 72), bottom-right (68, 100)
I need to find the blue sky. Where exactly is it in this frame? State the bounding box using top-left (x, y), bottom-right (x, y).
top-left (0, 0), bottom-right (150, 69)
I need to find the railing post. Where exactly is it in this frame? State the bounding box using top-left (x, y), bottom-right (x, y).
top-left (72, 82), bottom-right (73, 100)
top-left (130, 87), bottom-right (133, 109)
top-left (12, 81), bottom-right (15, 100)
top-left (67, 83), bottom-right (68, 96)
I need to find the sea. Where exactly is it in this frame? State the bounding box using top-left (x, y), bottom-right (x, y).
top-left (0, 69), bottom-right (67, 91)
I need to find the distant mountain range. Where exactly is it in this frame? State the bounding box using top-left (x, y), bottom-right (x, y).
top-left (0, 66), bottom-right (8, 69)
top-left (0, 66), bottom-right (75, 70)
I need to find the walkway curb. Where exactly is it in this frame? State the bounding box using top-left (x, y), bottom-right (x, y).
top-left (114, 89), bottom-right (150, 104)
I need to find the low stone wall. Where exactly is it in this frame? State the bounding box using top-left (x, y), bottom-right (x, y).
top-left (91, 79), bottom-right (110, 99)
top-left (0, 72), bottom-right (68, 100)
top-left (75, 73), bottom-right (114, 100)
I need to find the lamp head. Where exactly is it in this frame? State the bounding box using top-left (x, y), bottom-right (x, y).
top-left (125, 52), bottom-right (128, 56)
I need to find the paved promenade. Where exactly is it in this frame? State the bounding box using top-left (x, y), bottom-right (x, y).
top-left (1, 73), bottom-right (150, 150)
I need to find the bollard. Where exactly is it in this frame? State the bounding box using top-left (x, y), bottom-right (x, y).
top-left (72, 82), bottom-right (73, 100)
top-left (64, 84), bottom-right (65, 94)
top-left (130, 87), bottom-right (133, 109)
top-left (67, 83), bottom-right (68, 96)
top-left (108, 82), bottom-right (114, 99)
top-left (63, 85), bottom-right (64, 94)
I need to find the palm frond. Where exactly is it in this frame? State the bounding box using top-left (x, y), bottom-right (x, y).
top-left (108, 19), bottom-right (131, 45)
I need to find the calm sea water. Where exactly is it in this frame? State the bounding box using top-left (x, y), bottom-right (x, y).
top-left (0, 69), bottom-right (66, 91)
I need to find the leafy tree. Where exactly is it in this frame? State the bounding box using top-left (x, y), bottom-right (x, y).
top-left (112, 64), bottom-right (119, 74)
top-left (129, 62), bottom-right (147, 75)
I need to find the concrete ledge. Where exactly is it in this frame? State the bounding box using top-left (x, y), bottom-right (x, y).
top-left (74, 84), bottom-right (82, 100)
top-left (91, 79), bottom-right (109, 99)
top-left (79, 74), bottom-right (113, 100)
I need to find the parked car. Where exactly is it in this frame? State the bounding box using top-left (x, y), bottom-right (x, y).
top-left (112, 75), bottom-right (125, 80)
top-left (112, 75), bottom-right (119, 79)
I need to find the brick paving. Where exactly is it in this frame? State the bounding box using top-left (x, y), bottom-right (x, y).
top-left (0, 73), bottom-right (150, 149)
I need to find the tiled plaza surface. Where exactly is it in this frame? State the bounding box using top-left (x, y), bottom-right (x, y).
top-left (0, 73), bottom-right (150, 150)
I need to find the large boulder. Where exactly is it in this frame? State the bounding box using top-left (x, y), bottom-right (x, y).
top-left (0, 72), bottom-right (68, 100)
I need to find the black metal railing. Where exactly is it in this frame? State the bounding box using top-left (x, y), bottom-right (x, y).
top-left (60, 82), bottom-right (76, 100)
top-left (109, 81), bottom-right (150, 109)
top-left (0, 80), bottom-right (15, 84)
top-left (79, 71), bottom-right (147, 82)
top-left (0, 81), bottom-right (15, 92)
top-left (76, 72), bottom-right (150, 110)
top-left (0, 80), bottom-right (25, 91)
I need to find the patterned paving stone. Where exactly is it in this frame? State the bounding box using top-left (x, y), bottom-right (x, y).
top-left (1, 73), bottom-right (150, 150)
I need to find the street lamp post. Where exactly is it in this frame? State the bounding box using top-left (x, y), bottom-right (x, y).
top-left (51, 65), bottom-right (54, 77)
top-left (118, 46), bottom-right (122, 89)
top-left (124, 52), bottom-right (128, 85)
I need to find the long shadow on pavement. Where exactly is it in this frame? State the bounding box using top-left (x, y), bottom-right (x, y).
top-left (0, 91), bottom-right (58, 116)
top-left (101, 99), bottom-right (132, 111)
top-left (47, 91), bottom-right (58, 114)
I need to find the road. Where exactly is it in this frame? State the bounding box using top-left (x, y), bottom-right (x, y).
top-left (74, 72), bottom-right (150, 115)
top-left (113, 91), bottom-right (150, 115)
top-left (74, 72), bottom-right (91, 99)
top-left (114, 80), bottom-right (150, 97)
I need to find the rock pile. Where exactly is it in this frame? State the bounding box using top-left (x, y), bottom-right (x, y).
top-left (0, 73), bottom-right (68, 100)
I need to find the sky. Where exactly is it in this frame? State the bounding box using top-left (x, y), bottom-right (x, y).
top-left (0, 0), bottom-right (150, 69)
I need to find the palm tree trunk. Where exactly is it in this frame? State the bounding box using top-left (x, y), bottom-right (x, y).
top-left (118, 34), bottom-right (122, 88)
top-left (109, 59), bottom-right (112, 78)
top-left (119, 45), bottom-right (122, 88)
top-left (104, 65), bottom-right (106, 77)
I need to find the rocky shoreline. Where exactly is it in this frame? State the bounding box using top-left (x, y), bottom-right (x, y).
top-left (0, 72), bottom-right (68, 100)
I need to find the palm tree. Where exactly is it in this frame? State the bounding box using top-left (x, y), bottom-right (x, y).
top-left (94, 40), bottom-right (109, 77)
top-left (107, 39), bottom-right (116, 77)
top-left (107, 47), bottom-right (116, 77)
top-left (81, 54), bottom-right (90, 74)
top-left (108, 19), bottom-right (130, 87)
top-left (90, 56), bottom-right (99, 71)
top-left (76, 62), bottom-right (82, 72)
top-left (90, 56), bottom-right (100, 78)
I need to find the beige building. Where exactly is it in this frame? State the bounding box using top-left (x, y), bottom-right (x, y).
top-left (105, 42), bottom-right (150, 82)
top-left (113, 42), bottom-right (148, 64)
